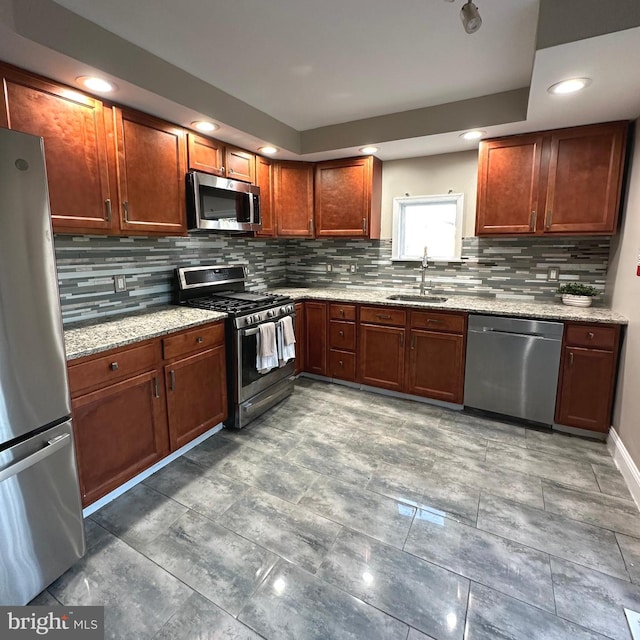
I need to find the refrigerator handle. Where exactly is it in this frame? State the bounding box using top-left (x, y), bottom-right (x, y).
top-left (0, 433), bottom-right (70, 483)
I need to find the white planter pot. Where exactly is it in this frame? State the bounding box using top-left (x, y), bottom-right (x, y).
top-left (562, 294), bottom-right (593, 307)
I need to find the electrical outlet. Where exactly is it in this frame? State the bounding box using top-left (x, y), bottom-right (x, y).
top-left (326, 264), bottom-right (332, 272)
top-left (625, 609), bottom-right (640, 640)
top-left (547, 267), bottom-right (560, 281)
top-left (114, 274), bottom-right (127, 292)
top-left (350, 264), bottom-right (357, 273)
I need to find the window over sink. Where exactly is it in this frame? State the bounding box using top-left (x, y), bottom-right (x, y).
top-left (391, 193), bottom-right (464, 261)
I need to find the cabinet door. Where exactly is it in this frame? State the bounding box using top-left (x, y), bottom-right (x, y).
top-left (256, 155), bottom-right (276, 237)
top-left (274, 162), bottom-right (314, 237)
top-left (165, 346), bottom-right (227, 450)
top-left (556, 346), bottom-right (616, 433)
top-left (295, 302), bottom-right (305, 375)
top-left (544, 122), bottom-right (627, 234)
top-left (225, 146), bottom-right (256, 183)
top-left (476, 134), bottom-right (544, 235)
top-left (187, 133), bottom-right (224, 176)
top-left (304, 302), bottom-right (327, 375)
top-left (406, 329), bottom-right (464, 403)
top-left (114, 108), bottom-right (187, 235)
top-left (1, 65), bottom-right (113, 234)
top-left (72, 370), bottom-right (168, 506)
top-left (359, 323), bottom-right (405, 391)
top-left (315, 156), bottom-right (381, 238)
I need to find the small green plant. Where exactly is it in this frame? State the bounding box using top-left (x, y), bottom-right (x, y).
top-left (558, 282), bottom-right (599, 297)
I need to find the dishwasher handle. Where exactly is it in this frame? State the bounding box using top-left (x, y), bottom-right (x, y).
top-left (480, 328), bottom-right (546, 339)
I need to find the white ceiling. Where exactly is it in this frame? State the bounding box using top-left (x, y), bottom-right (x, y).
top-left (1, 0), bottom-right (639, 160)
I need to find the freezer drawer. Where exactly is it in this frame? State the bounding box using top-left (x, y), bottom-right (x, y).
top-left (0, 420), bottom-right (85, 605)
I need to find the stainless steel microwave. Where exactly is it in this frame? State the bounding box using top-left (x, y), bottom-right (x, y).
top-left (186, 170), bottom-right (261, 233)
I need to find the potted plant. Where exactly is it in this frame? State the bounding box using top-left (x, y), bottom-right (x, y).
top-left (558, 282), bottom-right (599, 307)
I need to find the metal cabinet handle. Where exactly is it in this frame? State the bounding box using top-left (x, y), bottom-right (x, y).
top-left (170, 370), bottom-right (176, 391)
top-left (362, 217), bottom-right (367, 234)
top-left (308, 219), bottom-right (314, 234)
top-left (338, 360), bottom-right (344, 367)
top-left (339, 309), bottom-right (345, 316)
top-left (229, 168), bottom-right (234, 174)
top-left (153, 376), bottom-right (160, 398)
top-left (569, 352), bottom-right (574, 367)
top-left (105, 199), bottom-right (112, 222)
top-left (339, 330), bottom-right (344, 337)
top-left (196, 336), bottom-right (204, 344)
top-left (545, 210), bottom-right (552, 230)
top-left (376, 314), bottom-right (392, 320)
top-left (123, 201), bottom-right (129, 221)
top-left (400, 333), bottom-right (404, 346)
top-left (426, 318), bottom-right (441, 324)
top-left (530, 210), bottom-right (536, 230)
top-left (110, 362), bottom-right (119, 371)
top-left (220, 166), bottom-right (225, 173)
top-left (587, 332), bottom-right (594, 340)
top-left (410, 335), bottom-right (416, 350)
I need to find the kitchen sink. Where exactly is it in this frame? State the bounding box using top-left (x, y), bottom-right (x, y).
top-left (386, 294), bottom-right (448, 303)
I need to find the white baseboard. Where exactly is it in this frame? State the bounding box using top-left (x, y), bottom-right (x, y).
top-left (608, 428), bottom-right (640, 510)
top-left (82, 423), bottom-right (223, 518)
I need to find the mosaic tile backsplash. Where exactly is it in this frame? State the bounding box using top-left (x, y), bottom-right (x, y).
top-left (55, 234), bottom-right (610, 325)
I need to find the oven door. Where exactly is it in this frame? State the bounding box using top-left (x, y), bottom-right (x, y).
top-left (237, 315), bottom-right (295, 403)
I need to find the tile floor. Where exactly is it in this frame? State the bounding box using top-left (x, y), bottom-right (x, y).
top-left (33, 378), bottom-right (640, 640)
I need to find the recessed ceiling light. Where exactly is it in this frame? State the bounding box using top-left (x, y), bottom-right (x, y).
top-left (191, 121), bottom-right (218, 132)
top-left (460, 130), bottom-right (485, 141)
top-left (76, 76), bottom-right (115, 93)
top-left (360, 146), bottom-right (378, 154)
top-left (547, 78), bottom-right (592, 95)
top-left (259, 146), bottom-right (278, 155)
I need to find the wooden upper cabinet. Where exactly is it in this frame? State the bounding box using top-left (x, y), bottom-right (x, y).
top-left (0, 64), bottom-right (114, 234)
top-left (476, 121), bottom-right (628, 237)
top-left (114, 108), bottom-right (187, 235)
top-left (225, 146), bottom-right (255, 183)
top-left (274, 161), bottom-right (314, 237)
top-left (255, 155), bottom-right (275, 237)
top-left (544, 123), bottom-right (627, 234)
top-left (187, 133), bottom-right (224, 176)
top-left (475, 134), bottom-right (544, 235)
top-left (315, 156), bottom-right (382, 238)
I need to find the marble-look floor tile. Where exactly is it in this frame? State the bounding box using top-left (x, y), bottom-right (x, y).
top-left (144, 456), bottom-right (248, 520)
top-left (542, 480), bottom-right (640, 537)
top-left (617, 533), bottom-right (640, 584)
top-left (551, 556), bottom-right (640, 640)
top-left (428, 455), bottom-right (545, 509)
top-left (49, 531), bottom-right (192, 640)
top-left (219, 488), bottom-right (341, 572)
top-left (154, 592), bottom-right (263, 640)
top-left (91, 484), bottom-right (188, 550)
top-left (404, 511), bottom-right (555, 612)
top-left (84, 518), bottom-right (111, 552)
top-left (525, 429), bottom-right (614, 468)
top-left (446, 410), bottom-right (528, 446)
top-left (299, 476), bottom-right (416, 548)
top-left (478, 494), bottom-right (629, 580)
top-left (593, 463), bottom-right (633, 500)
top-left (317, 528), bottom-right (469, 639)
top-left (239, 560), bottom-right (408, 640)
top-left (486, 442), bottom-right (600, 492)
top-left (140, 510), bottom-right (278, 616)
top-left (220, 423), bottom-right (302, 456)
top-left (367, 460), bottom-right (480, 525)
top-left (408, 630), bottom-right (438, 640)
top-left (465, 582), bottom-right (609, 640)
top-left (189, 439), bottom-right (319, 503)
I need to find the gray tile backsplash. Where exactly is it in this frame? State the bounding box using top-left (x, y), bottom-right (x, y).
top-left (55, 234), bottom-right (610, 325)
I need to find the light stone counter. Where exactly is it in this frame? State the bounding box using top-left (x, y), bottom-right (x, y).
top-left (273, 287), bottom-right (628, 325)
top-left (64, 306), bottom-right (227, 360)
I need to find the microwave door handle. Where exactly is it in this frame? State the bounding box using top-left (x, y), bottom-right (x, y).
top-left (192, 171), bottom-right (202, 223)
top-left (249, 193), bottom-right (257, 225)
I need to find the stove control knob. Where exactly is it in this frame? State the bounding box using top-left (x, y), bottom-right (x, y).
top-left (287, 304), bottom-right (294, 314)
top-left (267, 309), bottom-right (276, 318)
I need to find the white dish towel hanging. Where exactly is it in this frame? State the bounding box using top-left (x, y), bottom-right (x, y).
top-left (256, 322), bottom-right (278, 373)
top-left (277, 316), bottom-right (296, 365)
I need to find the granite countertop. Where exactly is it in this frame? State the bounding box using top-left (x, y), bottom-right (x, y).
top-left (272, 287), bottom-right (628, 325)
top-left (64, 306), bottom-right (227, 361)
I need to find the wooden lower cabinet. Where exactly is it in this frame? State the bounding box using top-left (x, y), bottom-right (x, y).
top-left (305, 302), bottom-right (328, 375)
top-left (165, 346), bottom-right (227, 450)
top-left (358, 323), bottom-right (405, 391)
top-left (72, 369), bottom-right (168, 506)
top-left (406, 329), bottom-right (465, 403)
top-left (295, 302), bottom-right (305, 375)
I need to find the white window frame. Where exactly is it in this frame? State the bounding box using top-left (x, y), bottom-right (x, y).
top-left (391, 193), bottom-right (464, 261)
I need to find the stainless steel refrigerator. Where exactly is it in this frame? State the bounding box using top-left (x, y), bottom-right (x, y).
top-left (0, 128), bottom-right (85, 605)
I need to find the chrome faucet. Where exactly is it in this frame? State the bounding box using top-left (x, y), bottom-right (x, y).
top-left (419, 246), bottom-right (429, 296)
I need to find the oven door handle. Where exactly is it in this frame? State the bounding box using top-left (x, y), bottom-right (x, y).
top-left (241, 314), bottom-right (295, 337)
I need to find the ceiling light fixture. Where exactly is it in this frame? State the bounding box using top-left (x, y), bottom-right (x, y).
top-left (460, 130), bottom-right (485, 141)
top-left (359, 146), bottom-right (378, 154)
top-left (460, 1), bottom-right (482, 34)
top-left (547, 78), bottom-right (592, 95)
top-left (191, 121), bottom-right (218, 132)
top-left (76, 76), bottom-right (115, 93)
top-left (259, 145), bottom-right (278, 155)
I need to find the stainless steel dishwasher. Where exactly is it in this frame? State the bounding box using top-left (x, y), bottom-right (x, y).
top-left (464, 314), bottom-right (564, 425)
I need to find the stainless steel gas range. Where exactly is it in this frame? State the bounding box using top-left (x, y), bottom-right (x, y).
top-left (175, 265), bottom-right (295, 429)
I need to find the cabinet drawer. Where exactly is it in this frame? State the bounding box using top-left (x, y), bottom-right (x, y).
top-left (329, 321), bottom-right (356, 351)
top-left (329, 303), bottom-right (356, 321)
top-left (360, 306), bottom-right (406, 327)
top-left (68, 342), bottom-right (158, 395)
top-left (410, 310), bottom-right (466, 334)
top-left (565, 324), bottom-right (618, 350)
top-left (329, 350), bottom-right (356, 381)
top-left (163, 322), bottom-right (225, 360)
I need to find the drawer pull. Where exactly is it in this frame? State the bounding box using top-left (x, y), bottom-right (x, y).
top-left (587, 332), bottom-right (594, 340)
top-left (376, 314), bottom-right (392, 320)
top-left (170, 370), bottom-right (176, 391)
top-left (339, 330), bottom-right (344, 337)
top-left (339, 309), bottom-right (345, 316)
top-left (426, 319), bottom-right (441, 324)
top-left (569, 352), bottom-right (574, 367)
top-left (110, 362), bottom-right (119, 371)
top-left (339, 360), bottom-right (344, 367)
top-left (196, 336), bottom-right (204, 344)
